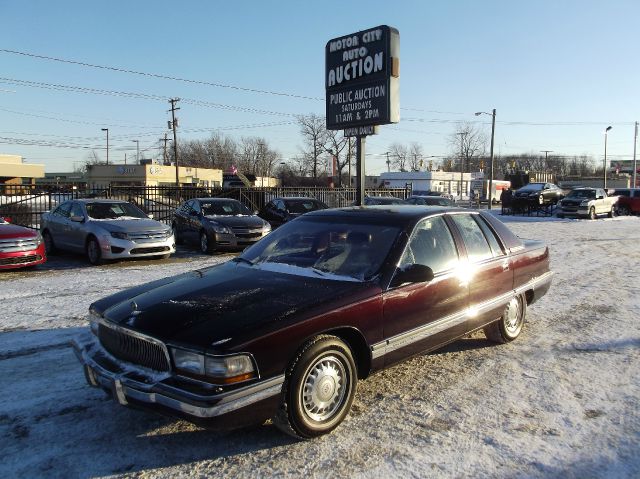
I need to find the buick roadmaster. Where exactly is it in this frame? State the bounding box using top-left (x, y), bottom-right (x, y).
top-left (73, 206), bottom-right (552, 438)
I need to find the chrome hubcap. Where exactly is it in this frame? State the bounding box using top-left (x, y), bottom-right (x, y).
top-left (504, 297), bottom-right (522, 335)
top-left (302, 355), bottom-right (347, 422)
top-left (200, 234), bottom-right (208, 252)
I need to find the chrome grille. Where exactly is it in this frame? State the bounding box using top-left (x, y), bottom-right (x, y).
top-left (229, 226), bottom-right (263, 240)
top-left (0, 254), bottom-right (42, 266)
top-left (0, 237), bottom-right (40, 253)
top-left (98, 323), bottom-right (170, 372)
top-left (128, 230), bottom-right (172, 243)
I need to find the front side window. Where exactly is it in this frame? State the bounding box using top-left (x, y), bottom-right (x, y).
top-left (53, 202), bottom-right (72, 218)
top-left (450, 214), bottom-right (493, 262)
top-left (69, 202), bottom-right (85, 218)
top-left (399, 216), bottom-right (459, 274)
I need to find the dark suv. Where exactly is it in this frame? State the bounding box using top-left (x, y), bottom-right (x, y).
top-left (513, 182), bottom-right (564, 206)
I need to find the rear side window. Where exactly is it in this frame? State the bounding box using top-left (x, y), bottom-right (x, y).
top-left (450, 214), bottom-right (493, 262)
top-left (473, 215), bottom-right (505, 257)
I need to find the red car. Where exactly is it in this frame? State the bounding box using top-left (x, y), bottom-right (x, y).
top-left (0, 217), bottom-right (46, 270)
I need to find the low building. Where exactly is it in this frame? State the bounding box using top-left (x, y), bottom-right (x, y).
top-left (380, 171), bottom-right (474, 198)
top-left (0, 155), bottom-right (45, 187)
top-left (85, 164), bottom-right (223, 188)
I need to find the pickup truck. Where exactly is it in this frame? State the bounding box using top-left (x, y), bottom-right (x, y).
top-left (557, 187), bottom-right (618, 219)
top-left (613, 188), bottom-right (640, 216)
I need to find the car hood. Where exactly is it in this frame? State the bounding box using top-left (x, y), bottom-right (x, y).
top-left (203, 215), bottom-right (265, 228)
top-left (0, 223), bottom-right (38, 239)
top-left (91, 261), bottom-right (377, 350)
top-left (89, 218), bottom-right (169, 233)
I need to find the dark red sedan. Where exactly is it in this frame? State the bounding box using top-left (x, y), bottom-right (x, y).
top-left (0, 217), bottom-right (46, 270)
top-left (73, 206), bottom-right (552, 438)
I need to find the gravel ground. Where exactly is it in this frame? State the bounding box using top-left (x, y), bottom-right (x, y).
top-left (0, 215), bottom-right (639, 478)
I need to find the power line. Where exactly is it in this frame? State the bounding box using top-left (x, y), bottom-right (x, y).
top-left (0, 48), bottom-right (322, 101)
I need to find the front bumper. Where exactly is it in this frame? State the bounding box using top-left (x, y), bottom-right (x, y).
top-left (100, 235), bottom-right (176, 260)
top-left (72, 332), bottom-right (283, 428)
top-left (0, 243), bottom-right (46, 269)
top-left (212, 230), bottom-right (269, 251)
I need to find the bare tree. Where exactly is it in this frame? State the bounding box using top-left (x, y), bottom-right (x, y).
top-left (238, 137), bottom-right (279, 177)
top-left (408, 143), bottom-right (424, 171)
top-left (79, 150), bottom-right (105, 173)
top-left (297, 114), bottom-right (328, 179)
top-left (324, 130), bottom-right (353, 186)
top-left (388, 142), bottom-right (409, 171)
top-left (448, 123), bottom-right (486, 173)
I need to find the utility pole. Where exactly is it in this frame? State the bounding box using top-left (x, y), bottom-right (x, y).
top-left (540, 150), bottom-right (554, 178)
top-left (161, 134), bottom-right (171, 165)
top-left (386, 151), bottom-right (391, 172)
top-left (168, 98), bottom-right (180, 190)
top-left (132, 140), bottom-right (140, 164)
top-left (101, 128), bottom-right (109, 165)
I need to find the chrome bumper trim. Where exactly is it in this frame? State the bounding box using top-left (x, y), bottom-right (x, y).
top-left (73, 335), bottom-right (284, 419)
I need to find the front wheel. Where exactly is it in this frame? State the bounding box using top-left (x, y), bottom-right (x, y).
top-left (42, 230), bottom-right (56, 255)
top-left (618, 205), bottom-right (630, 216)
top-left (608, 206), bottom-right (615, 218)
top-left (86, 237), bottom-right (102, 265)
top-left (274, 335), bottom-right (357, 439)
top-left (172, 222), bottom-right (182, 245)
top-left (200, 230), bottom-right (215, 254)
top-left (484, 294), bottom-right (527, 343)
top-left (589, 207), bottom-right (597, 220)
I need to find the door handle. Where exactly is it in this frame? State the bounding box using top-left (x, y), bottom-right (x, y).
top-left (502, 260), bottom-right (510, 272)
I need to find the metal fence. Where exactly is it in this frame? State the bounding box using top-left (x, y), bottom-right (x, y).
top-left (0, 184), bottom-right (410, 229)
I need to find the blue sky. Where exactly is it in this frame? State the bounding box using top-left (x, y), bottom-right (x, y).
top-left (0, 0), bottom-right (638, 174)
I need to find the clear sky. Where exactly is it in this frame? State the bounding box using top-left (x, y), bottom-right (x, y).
top-left (0, 0), bottom-right (638, 175)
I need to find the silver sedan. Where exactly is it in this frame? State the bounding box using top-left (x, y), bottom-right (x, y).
top-left (41, 199), bottom-right (175, 265)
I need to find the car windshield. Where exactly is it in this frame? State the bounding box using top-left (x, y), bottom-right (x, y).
top-left (284, 199), bottom-right (323, 214)
top-left (201, 200), bottom-right (251, 216)
top-left (518, 183), bottom-right (544, 192)
top-left (567, 189), bottom-right (596, 199)
top-left (238, 217), bottom-right (401, 281)
top-left (86, 202), bottom-right (147, 220)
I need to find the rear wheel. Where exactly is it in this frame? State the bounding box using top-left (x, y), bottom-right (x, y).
top-left (484, 294), bottom-right (527, 343)
top-left (274, 335), bottom-right (357, 439)
top-left (86, 237), bottom-right (102, 265)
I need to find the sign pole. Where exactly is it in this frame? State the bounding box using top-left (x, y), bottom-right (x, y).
top-left (356, 135), bottom-right (366, 206)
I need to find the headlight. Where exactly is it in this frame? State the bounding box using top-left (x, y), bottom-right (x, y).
top-left (88, 308), bottom-right (101, 336)
top-left (580, 199), bottom-right (590, 206)
top-left (35, 231), bottom-right (43, 245)
top-left (110, 231), bottom-right (128, 240)
top-left (210, 222), bottom-right (231, 234)
top-left (170, 348), bottom-right (256, 384)
top-left (262, 222), bottom-right (272, 234)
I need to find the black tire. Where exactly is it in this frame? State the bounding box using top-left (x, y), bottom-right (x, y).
top-left (42, 230), bottom-right (56, 255)
top-left (172, 223), bottom-right (182, 245)
top-left (200, 230), bottom-right (215, 254)
top-left (589, 207), bottom-right (597, 220)
top-left (618, 205), bottom-right (630, 216)
top-left (86, 236), bottom-right (103, 265)
top-left (484, 294), bottom-right (527, 344)
top-left (608, 206), bottom-right (615, 218)
top-left (274, 335), bottom-right (357, 439)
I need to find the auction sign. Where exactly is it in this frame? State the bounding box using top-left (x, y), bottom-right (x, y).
top-left (325, 25), bottom-right (399, 131)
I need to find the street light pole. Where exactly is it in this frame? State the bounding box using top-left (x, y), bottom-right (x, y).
top-left (475, 109), bottom-right (496, 208)
top-left (456, 132), bottom-right (466, 200)
top-left (101, 128), bottom-right (109, 165)
top-left (604, 126), bottom-right (612, 189)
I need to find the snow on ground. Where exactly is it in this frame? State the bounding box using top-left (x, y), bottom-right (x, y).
top-left (1, 215), bottom-right (639, 478)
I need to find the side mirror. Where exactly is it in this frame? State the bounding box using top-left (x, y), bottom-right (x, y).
top-left (147, 213), bottom-right (154, 219)
top-left (70, 215), bottom-right (84, 223)
top-left (597, 195), bottom-right (604, 200)
top-left (392, 264), bottom-right (434, 287)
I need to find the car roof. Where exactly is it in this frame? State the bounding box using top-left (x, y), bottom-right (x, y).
top-left (73, 198), bottom-right (128, 203)
top-left (273, 197), bottom-right (322, 201)
top-left (193, 197), bottom-right (240, 202)
top-left (304, 205), bottom-right (468, 223)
